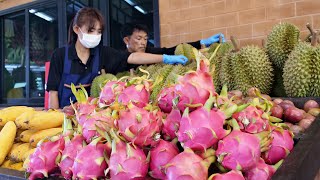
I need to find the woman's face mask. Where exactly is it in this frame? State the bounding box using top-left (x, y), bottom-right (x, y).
top-left (78, 28), bottom-right (101, 48)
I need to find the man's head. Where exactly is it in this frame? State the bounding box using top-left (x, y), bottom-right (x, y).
top-left (121, 23), bottom-right (149, 53)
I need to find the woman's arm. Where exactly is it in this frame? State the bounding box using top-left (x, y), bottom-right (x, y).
top-left (49, 91), bottom-right (59, 109)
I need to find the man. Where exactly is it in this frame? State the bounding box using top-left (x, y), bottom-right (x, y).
top-left (120, 23), bottom-right (225, 54)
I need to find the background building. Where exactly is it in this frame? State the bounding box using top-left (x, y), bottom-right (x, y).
top-left (0, 0), bottom-right (319, 107)
top-left (0, 0), bottom-right (158, 106)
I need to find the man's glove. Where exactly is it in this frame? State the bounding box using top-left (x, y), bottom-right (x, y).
top-left (163, 54), bottom-right (188, 65)
top-left (200, 33), bottom-right (226, 46)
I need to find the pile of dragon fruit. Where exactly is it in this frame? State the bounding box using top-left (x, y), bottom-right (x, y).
top-left (25, 60), bottom-right (296, 180)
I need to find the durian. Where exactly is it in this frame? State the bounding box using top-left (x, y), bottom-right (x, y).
top-left (266, 22), bottom-right (300, 69)
top-left (209, 42), bottom-right (233, 92)
top-left (174, 43), bottom-right (197, 62)
top-left (150, 64), bottom-right (174, 102)
top-left (234, 45), bottom-right (274, 94)
top-left (283, 24), bottom-right (320, 97)
top-left (283, 42), bottom-right (313, 97)
top-left (163, 64), bottom-right (185, 88)
top-left (219, 37), bottom-right (274, 95)
top-left (115, 71), bottom-right (130, 79)
top-left (90, 69), bottom-right (117, 97)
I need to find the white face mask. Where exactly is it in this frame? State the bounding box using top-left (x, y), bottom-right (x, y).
top-left (78, 28), bottom-right (101, 48)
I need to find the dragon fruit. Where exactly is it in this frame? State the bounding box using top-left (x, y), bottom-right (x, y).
top-left (116, 104), bottom-right (162, 147)
top-left (216, 119), bottom-right (271, 171)
top-left (99, 81), bottom-right (125, 107)
top-left (245, 158), bottom-right (283, 180)
top-left (81, 109), bottom-right (115, 143)
top-left (262, 127), bottom-right (294, 165)
top-left (232, 105), bottom-right (269, 134)
top-left (158, 86), bottom-right (178, 113)
top-left (59, 134), bottom-right (85, 179)
top-left (162, 108), bottom-right (181, 140)
top-left (70, 84), bottom-right (97, 126)
top-left (72, 137), bottom-right (108, 180)
top-left (158, 59), bottom-right (216, 113)
top-left (27, 136), bottom-right (65, 180)
top-left (177, 95), bottom-right (230, 151)
top-left (165, 148), bottom-right (215, 180)
top-left (175, 60), bottom-right (216, 112)
top-left (208, 170), bottom-right (245, 180)
top-left (149, 139), bottom-right (179, 179)
top-left (118, 79), bottom-right (151, 108)
top-left (108, 129), bottom-right (149, 179)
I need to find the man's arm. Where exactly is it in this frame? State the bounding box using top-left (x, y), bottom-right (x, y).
top-left (146, 40), bottom-right (201, 55)
top-left (127, 52), bottom-right (188, 65)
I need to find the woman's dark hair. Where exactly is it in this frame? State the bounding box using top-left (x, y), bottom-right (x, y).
top-left (68, 7), bottom-right (105, 44)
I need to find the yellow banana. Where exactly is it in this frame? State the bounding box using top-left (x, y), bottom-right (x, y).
top-left (0, 121), bottom-right (17, 165)
top-left (8, 143), bottom-right (32, 162)
top-left (0, 106), bottom-right (34, 126)
top-left (27, 110), bottom-right (64, 130)
top-left (15, 110), bottom-right (37, 130)
top-left (29, 128), bottom-right (62, 147)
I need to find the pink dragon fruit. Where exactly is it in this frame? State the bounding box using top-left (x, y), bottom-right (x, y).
top-left (165, 148), bottom-right (215, 180)
top-left (99, 81), bottom-right (125, 107)
top-left (262, 127), bottom-right (294, 165)
top-left (216, 119), bottom-right (271, 171)
top-left (157, 86), bottom-right (178, 113)
top-left (72, 137), bottom-right (108, 180)
top-left (245, 158), bottom-right (283, 180)
top-left (27, 136), bottom-right (65, 180)
top-left (70, 84), bottom-right (97, 126)
top-left (158, 60), bottom-right (216, 113)
top-left (162, 108), bottom-right (181, 140)
top-left (208, 170), bottom-right (245, 180)
top-left (108, 129), bottom-right (149, 179)
top-left (116, 104), bottom-right (162, 147)
top-left (81, 109), bottom-right (115, 143)
top-left (177, 95), bottom-right (230, 151)
top-left (81, 118), bottom-right (109, 143)
top-left (59, 134), bottom-right (85, 179)
top-left (118, 83), bottom-right (150, 108)
top-left (175, 61), bottom-right (216, 112)
top-left (232, 105), bottom-right (269, 134)
top-left (149, 139), bottom-right (179, 179)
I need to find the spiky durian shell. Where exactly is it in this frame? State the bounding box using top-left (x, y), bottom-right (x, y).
top-left (233, 45), bottom-right (274, 94)
top-left (115, 71), bottom-right (130, 79)
top-left (219, 51), bottom-right (237, 91)
top-left (163, 64), bottom-right (185, 88)
top-left (134, 65), bottom-right (148, 76)
top-left (283, 42), bottom-right (313, 97)
top-left (266, 22), bottom-right (300, 69)
top-left (150, 65), bottom-right (174, 102)
top-left (310, 47), bottom-right (320, 96)
top-left (210, 43), bottom-right (233, 92)
top-left (183, 60), bottom-right (197, 72)
top-left (174, 43), bottom-right (196, 62)
top-left (90, 73), bottom-right (117, 97)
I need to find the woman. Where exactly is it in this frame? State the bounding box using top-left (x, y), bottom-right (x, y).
top-left (46, 7), bottom-right (187, 109)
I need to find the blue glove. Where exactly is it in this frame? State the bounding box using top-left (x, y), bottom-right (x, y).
top-left (163, 54), bottom-right (188, 65)
top-left (200, 33), bottom-right (226, 46)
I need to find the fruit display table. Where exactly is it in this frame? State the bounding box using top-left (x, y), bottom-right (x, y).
top-left (0, 98), bottom-right (320, 180)
top-left (272, 98), bottom-right (320, 180)
top-left (0, 168), bottom-right (25, 180)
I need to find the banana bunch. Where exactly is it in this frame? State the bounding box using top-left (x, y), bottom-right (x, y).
top-left (0, 106), bottom-right (64, 171)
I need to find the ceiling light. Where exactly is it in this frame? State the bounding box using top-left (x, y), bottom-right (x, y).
top-left (29, 9), bottom-right (53, 22)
